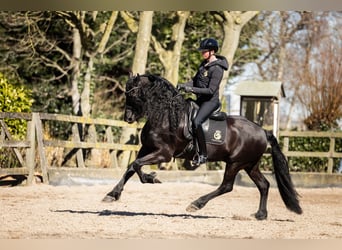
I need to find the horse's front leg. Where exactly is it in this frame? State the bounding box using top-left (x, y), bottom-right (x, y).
top-left (102, 164), bottom-right (135, 202)
top-left (132, 148), bottom-right (171, 184)
top-left (102, 146), bottom-right (171, 203)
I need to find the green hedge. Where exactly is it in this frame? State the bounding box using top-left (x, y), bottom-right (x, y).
top-left (259, 136), bottom-right (342, 173)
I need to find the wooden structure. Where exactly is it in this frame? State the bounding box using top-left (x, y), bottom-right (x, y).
top-left (281, 130), bottom-right (342, 174)
top-left (0, 112), bottom-right (143, 184)
top-left (232, 80), bottom-right (285, 138)
top-left (1, 112), bottom-right (342, 185)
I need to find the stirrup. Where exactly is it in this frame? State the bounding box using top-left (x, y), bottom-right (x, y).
top-left (192, 155), bottom-right (207, 167)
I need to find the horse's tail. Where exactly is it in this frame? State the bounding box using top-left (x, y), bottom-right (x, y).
top-left (266, 130), bottom-right (303, 214)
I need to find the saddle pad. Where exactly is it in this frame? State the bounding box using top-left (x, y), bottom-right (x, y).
top-left (182, 100), bottom-right (226, 145)
top-left (183, 117), bottom-right (226, 145)
top-left (204, 119), bottom-right (226, 145)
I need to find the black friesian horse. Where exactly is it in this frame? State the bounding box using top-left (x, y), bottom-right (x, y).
top-left (103, 74), bottom-right (302, 220)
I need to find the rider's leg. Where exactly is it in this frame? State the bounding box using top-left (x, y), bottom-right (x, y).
top-left (192, 101), bottom-right (219, 166)
top-left (192, 123), bottom-right (207, 166)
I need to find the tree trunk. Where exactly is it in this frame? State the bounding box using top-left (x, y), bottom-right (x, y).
top-left (132, 11), bottom-right (153, 73)
top-left (119, 11), bottom-right (154, 169)
top-left (80, 57), bottom-right (94, 117)
top-left (71, 28), bottom-right (82, 115)
top-left (69, 27), bottom-right (85, 167)
top-left (97, 11), bottom-right (119, 54)
top-left (165, 11), bottom-right (189, 84)
top-left (69, 12), bottom-right (118, 167)
top-left (219, 11), bottom-right (259, 99)
top-left (151, 11), bottom-right (190, 85)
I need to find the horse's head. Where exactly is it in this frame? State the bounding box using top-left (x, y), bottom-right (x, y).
top-left (124, 73), bottom-right (185, 131)
top-left (124, 74), bottom-right (153, 123)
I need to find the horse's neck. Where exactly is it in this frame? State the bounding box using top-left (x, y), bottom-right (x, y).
top-left (146, 91), bottom-right (188, 133)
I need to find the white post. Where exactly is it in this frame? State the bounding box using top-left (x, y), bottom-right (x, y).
top-left (273, 100), bottom-right (280, 139)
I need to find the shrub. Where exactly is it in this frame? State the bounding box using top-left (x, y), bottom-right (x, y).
top-left (259, 135), bottom-right (342, 173)
top-left (0, 73), bottom-right (33, 139)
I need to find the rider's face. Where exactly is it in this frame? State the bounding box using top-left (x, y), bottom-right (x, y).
top-left (201, 50), bottom-right (212, 60)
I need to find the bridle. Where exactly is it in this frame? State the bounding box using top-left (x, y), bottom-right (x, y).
top-left (125, 86), bottom-right (140, 94)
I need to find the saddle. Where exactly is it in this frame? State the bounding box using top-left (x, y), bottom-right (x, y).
top-left (183, 100), bottom-right (227, 145)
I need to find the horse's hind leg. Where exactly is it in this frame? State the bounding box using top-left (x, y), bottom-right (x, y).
top-left (245, 162), bottom-right (270, 220)
top-left (186, 162), bottom-right (239, 212)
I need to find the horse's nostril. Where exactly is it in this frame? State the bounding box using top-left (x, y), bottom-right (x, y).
top-left (124, 116), bottom-right (134, 123)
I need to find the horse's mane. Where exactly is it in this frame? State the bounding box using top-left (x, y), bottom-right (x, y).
top-left (140, 74), bottom-right (187, 132)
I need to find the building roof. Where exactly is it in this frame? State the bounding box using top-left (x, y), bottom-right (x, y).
top-left (234, 81), bottom-right (285, 99)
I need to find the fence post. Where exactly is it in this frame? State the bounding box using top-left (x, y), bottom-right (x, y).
top-left (72, 123), bottom-right (85, 168)
top-left (0, 120), bottom-right (26, 168)
top-left (283, 136), bottom-right (289, 159)
top-left (327, 137), bottom-right (335, 174)
top-left (86, 124), bottom-right (101, 167)
top-left (33, 113), bottom-right (49, 183)
top-left (119, 127), bottom-right (137, 168)
top-left (105, 126), bottom-right (118, 168)
top-left (25, 115), bottom-right (36, 185)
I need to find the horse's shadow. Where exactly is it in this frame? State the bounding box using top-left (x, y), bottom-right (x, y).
top-left (52, 209), bottom-right (224, 219)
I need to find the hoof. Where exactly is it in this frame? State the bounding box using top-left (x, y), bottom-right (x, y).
top-left (186, 203), bottom-right (200, 212)
top-left (150, 172), bottom-right (162, 183)
top-left (153, 177), bottom-right (162, 184)
top-left (254, 212), bottom-right (267, 220)
top-left (144, 172), bottom-right (162, 184)
top-left (102, 195), bottom-right (117, 203)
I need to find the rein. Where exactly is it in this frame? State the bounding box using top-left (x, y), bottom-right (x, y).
top-left (125, 86), bottom-right (140, 94)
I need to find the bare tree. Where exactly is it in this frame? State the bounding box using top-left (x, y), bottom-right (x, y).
top-left (0, 12), bottom-right (73, 82)
top-left (286, 12), bottom-right (342, 130)
top-left (296, 38), bottom-right (342, 130)
top-left (0, 11), bottom-right (131, 118)
top-left (249, 11), bottom-right (336, 129)
top-left (56, 11), bottom-right (123, 117)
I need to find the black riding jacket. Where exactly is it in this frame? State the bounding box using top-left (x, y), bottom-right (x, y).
top-left (184, 55), bottom-right (228, 105)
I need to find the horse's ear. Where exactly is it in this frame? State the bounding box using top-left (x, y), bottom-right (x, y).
top-left (128, 72), bottom-right (140, 80)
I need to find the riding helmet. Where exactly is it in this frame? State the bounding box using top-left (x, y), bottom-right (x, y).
top-left (198, 38), bottom-right (219, 52)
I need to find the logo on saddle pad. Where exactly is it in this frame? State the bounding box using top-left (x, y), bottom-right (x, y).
top-left (213, 130), bottom-right (222, 141)
top-left (183, 101), bottom-right (227, 145)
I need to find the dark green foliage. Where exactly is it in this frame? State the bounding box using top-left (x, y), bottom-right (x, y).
top-left (259, 135), bottom-right (342, 173)
top-left (286, 136), bottom-right (338, 172)
top-left (0, 11), bottom-right (262, 122)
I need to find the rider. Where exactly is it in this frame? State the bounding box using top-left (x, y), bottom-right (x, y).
top-left (178, 38), bottom-right (228, 167)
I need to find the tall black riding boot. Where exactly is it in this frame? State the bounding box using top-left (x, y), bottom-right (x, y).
top-left (192, 125), bottom-right (207, 167)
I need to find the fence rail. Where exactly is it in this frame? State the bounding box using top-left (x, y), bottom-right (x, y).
top-left (1, 112), bottom-right (144, 184)
top-left (1, 112), bottom-right (342, 185)
top-left (279, 130), bottom-right (342, 173)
